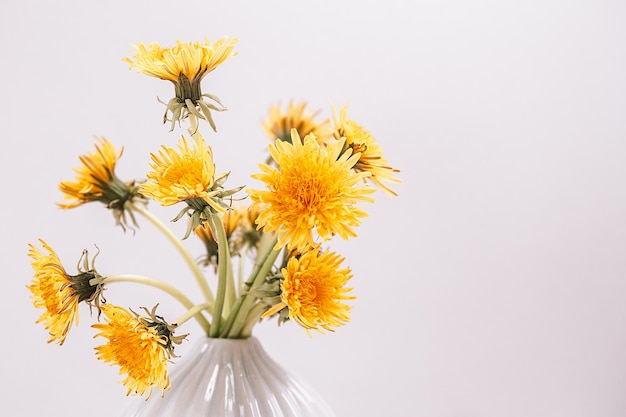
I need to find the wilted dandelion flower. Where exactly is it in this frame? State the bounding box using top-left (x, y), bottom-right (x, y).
top-left (58, 137), bottom-right (145, 230)
top-left (27, 239), bottom-right (105, 345)
top-left (92, 304), bottom-right (186, 398)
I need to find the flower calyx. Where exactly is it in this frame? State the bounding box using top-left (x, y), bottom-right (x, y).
top-left (172, 175), bottom-right (245, 240)
top-left (71, 247), bottom-right (107, 316)
top-left (133, 304), bottom-right (188, 358)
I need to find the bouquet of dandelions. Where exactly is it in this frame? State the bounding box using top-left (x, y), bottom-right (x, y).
top-left (27, 36), bottom-right (401, 398)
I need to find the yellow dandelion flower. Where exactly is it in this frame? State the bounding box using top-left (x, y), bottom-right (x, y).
top-left (262, 100), bottom-right (332, 147)
top-left (247, 129), bottom-right (375, 252)
top-left (123, 37), bottom-right (238, 132)
top-left (58, 137), bottom-right (145, 230)
top-left (265, 250), bottom-right (355, 335)
top-left (92, 304), bottom-right (186, 398)
top-left (140, 134), bottom-right (240, 238)
top-left (27, 239), bottom-right (105, 345)
top-left (140, 134), bottom-right (222, 208)
top-left (332, 105), bottom-right (401, 197)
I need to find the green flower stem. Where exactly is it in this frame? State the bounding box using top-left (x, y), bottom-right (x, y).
top-left (226, 258), bottom-right (237, 310)
top-left (218, 235), bottom-right (275, 338)
top-left (207, 211), bottom-right (234, 337)
top-left (239, 303), bottom-right (268, 338)
top-left (237, 243), bottom-right (249, 290)
top-left (225, 234), bottom-right (280, 338)
top-left (131, 202), bottom-right (215, 305)
top-left (217, 292), bottom-right (245, 338)
top-left (101, 274), bottom-right (211, 333)
top-left (174, 302), bottom-right (212, 328)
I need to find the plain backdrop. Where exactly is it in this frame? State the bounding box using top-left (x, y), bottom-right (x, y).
top-left (2, 1), bottom-right (626, 416)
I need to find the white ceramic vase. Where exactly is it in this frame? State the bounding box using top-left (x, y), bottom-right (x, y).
top-left (122, 336), bottom-right (337, 417)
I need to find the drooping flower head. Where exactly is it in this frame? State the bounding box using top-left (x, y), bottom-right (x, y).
top-left (332, 105), bottom-right (401, 197)
top-left (27, 239), bottom-right (105, 345)
top-left (262, 100), bottom-right (332, 147)
top-left (247, 129), bottom-right (375, 252)
top-left (58, 137), bottom-right (146, 230)
top-left (140, 134), bottom-right (239, 238)
top-left (263, 249), bottom-right (355, 335)
top-left (92, 304), bottom-right (186, 398)
top-left (123, 37), bottom-right (238, 132)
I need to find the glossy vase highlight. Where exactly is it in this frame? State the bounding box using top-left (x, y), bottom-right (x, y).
top-left (122, 337), bottom-right (336, 417)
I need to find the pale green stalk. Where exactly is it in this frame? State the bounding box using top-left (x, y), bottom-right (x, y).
top-left (237, 243), bottom-right (249, 290)
top-left (218, 292), bottom-right (245, 338)
top-left (130, 202), bottom-right (215, 305)
top-left (101, 274), bottom-right (211, 333)
top-left (226, 257), bottom-right (236, 311)
top-left (174, 302), bottom-right (212, 329)
top-left (207, 211), bottom-right (234, 337)
top-left (217, 236), bottom-right (274, 338)
top-left (239, 303), bottom-right (268, 338)
top-left (224, 234), bottom-right (280, 338)
top-left (218, 233), bottom-right (277, 338)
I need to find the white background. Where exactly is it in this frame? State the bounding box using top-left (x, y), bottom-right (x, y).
top-left (2, 1), bottom-right (626, 416)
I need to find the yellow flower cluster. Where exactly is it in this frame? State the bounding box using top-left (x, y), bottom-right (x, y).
top-left (28, 37), bottom-right (400, 398)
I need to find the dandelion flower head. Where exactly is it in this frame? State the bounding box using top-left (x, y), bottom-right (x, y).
top-left (28, 239), bottom-right (104, 345)
top-left (332, 105), bottom-right (401, 197)
top-left (92, 304), bottom-right (184, 398)
top-left (262, 100), bottom-right (331, 147)
top-left (280, 249), bottom-right (355, 335)
top-left (248, 129), bottom-right (375, 252)
top-left (123, 37), bottom-right (238, 132)
top-left (140, 134), bottom-right (220, 209)
top-left (123, 37), bottom-right (238, 84)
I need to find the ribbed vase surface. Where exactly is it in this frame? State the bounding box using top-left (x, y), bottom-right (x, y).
top-left (123, 336), bottom-right (336, 417)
